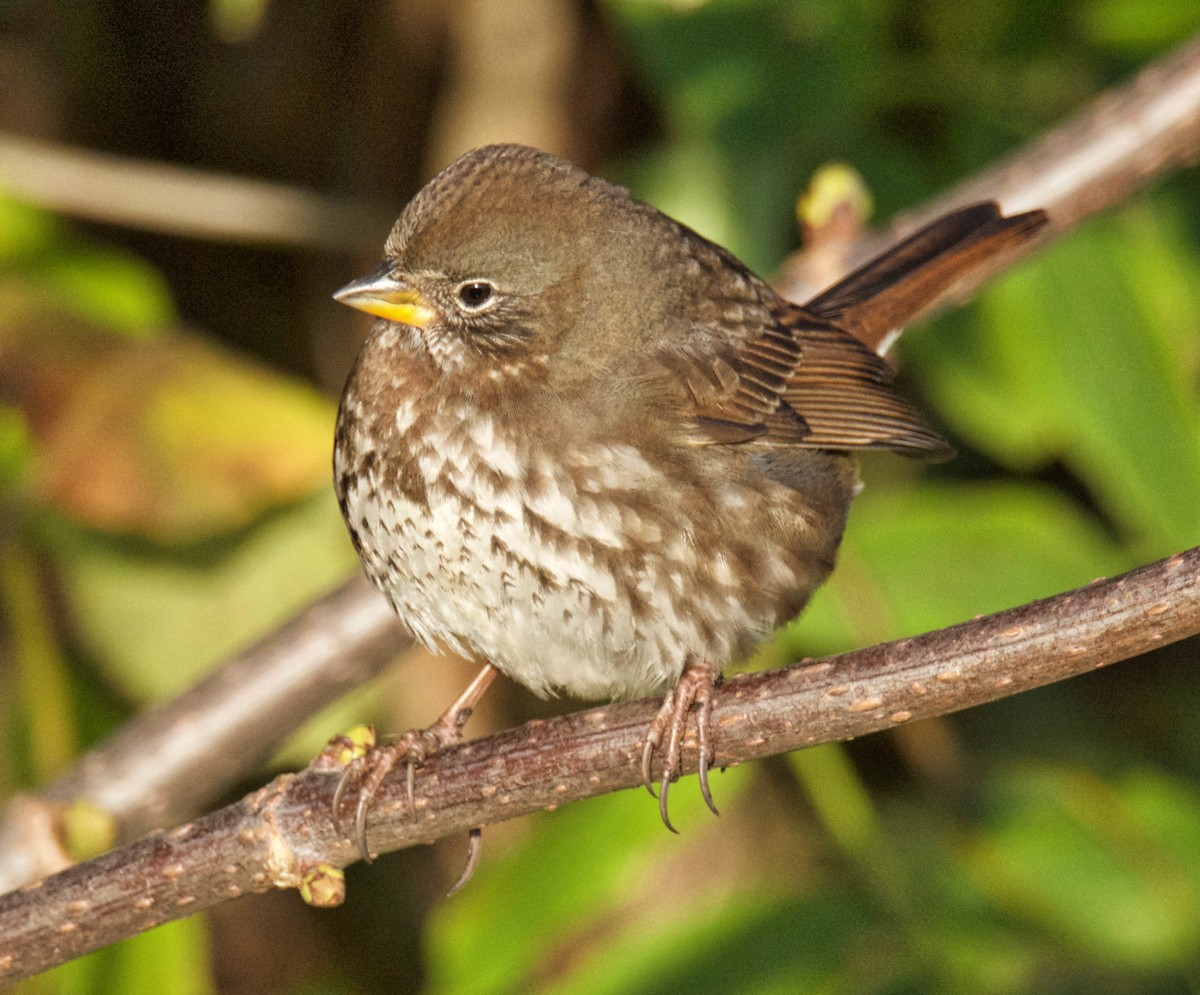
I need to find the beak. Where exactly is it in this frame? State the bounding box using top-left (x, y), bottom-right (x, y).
top-left (333, 263), bottom-right (436, 328)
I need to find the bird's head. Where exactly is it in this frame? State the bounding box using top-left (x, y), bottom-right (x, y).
top-left (334, 144), bottom-right (755, 382)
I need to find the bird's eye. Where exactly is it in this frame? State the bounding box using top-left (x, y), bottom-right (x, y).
top-left (456, 281), bottom-right (495, 310)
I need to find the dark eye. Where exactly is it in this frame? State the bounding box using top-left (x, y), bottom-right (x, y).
top-left (456, 281), bottom-right (494, 310)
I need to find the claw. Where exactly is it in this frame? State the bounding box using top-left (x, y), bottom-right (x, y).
top-left (697, 752), bottom-right (718, 817)
top-left (330, 663), bottom-right (499, 865)
top-left (405, 758), bottom-right (417, 815)
top-left (641, 656), bottom-right (721, 830)
top-left (658, 776), bottom-right (678, 834)
top-left (355, 793), bottom-right (373, 862)
top-left (332, 761), bottom-right (357, 838)
top-left (696, 682), bottom-right (719, 817)
top-left (641, 717), bottom-right (663, 798)
top-left (447, 828), bottom-right (483, 896)
top-left (351, 743), bottom-right (404, 861)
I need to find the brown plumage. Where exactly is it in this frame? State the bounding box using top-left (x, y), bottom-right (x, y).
top-left (330, 143), bottom-right (1047, 865)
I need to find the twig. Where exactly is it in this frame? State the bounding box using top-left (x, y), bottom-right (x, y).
top-left (3, 35), bottom-right (1199, 259)
top-left (0, 131), bottom-right (394, 251)
top-left (0, 545), bottom-right (1196, 983)
top-left (776, 32), bottom-right (1200, 303)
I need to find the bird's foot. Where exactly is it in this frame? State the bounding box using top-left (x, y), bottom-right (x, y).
top-left (332, 663), bottom-right (498, 876)
top-left (640, 656), bottom-right (721, 832)
top-left (332, 719), bottom-right (455, 861)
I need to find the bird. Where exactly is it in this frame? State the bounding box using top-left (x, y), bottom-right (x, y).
top-left (330, 142), bottom-right (1047, 865)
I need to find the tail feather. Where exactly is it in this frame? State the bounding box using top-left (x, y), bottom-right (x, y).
top-left (805, 203), bottom-right (1048, 353)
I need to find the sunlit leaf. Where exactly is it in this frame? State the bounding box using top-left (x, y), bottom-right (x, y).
top-left (22, 246), bottom-right (176, 337)
top-left (0, 195), bottom-right (175, 335)
top-left (40, 915), bottom-right (215, 995)
top-left (0, 196), bottom-right (60, 260)
top-left (47, 490), bottom-right (357, 701)
top-left (0, 299), bottom-right (336, 541)
top-left (425, 769), bottom-right (754, 995)
top-left (774, 480), bottom-right (1128, 659)
top-left (0, 402), bottom-right (33, 493)
top-left (541, 889), bottom-right (900, 995)
top-left (1083, 0), bottom-right (1200, 51)
top-left (909, 200), bottom-right (1200, 554)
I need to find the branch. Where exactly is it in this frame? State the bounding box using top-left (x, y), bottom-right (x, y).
top-left (3, 34), bottom-right (1198, 259)
top-left (1, 545), bottom-right (1197, 983)
top-left (0, 576), bottom-right (408, 893)
top-left (0, 131), bottom-right (394, 251)
top-left (776, 32), bottom-right (1200, 303)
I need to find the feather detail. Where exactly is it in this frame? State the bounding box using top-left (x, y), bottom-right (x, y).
top-left (663, 202), bottom-right (1047, 461)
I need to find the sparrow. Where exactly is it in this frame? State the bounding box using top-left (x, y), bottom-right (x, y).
top-left (331, 142), bottom-right (1047, 865)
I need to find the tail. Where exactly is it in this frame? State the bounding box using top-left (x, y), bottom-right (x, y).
top-left (804, 202), bottom-right (1048, 354)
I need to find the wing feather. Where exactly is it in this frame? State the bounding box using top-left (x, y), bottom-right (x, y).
top-left (655, 202), bottom-right (1046, 462)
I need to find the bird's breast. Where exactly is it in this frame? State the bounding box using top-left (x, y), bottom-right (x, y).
top-left (334, 375), bottom-right (841, 699)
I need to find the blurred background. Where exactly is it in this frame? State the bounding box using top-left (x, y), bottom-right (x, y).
top-left (3, 0), bottom-right (1200, 992)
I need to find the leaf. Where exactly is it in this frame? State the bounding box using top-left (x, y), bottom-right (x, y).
top-left (908, 198), bottom-right (1200, 554)
top-left (0, 194), bottom-right (175, 335)
top-left (425, 768), bottom-right (754, 995)
top-left (40, 336), bottom-right (335, 541)
top-left (47, 490), bottom-right (357, 702)
top-left (1083, 0), bottom-right (1200, 51)
top-left (0, 293), bottom-right (336, 542)
top-left (0, 402), bottom-right (33, 494)
top-left (963, 764), bottom-right (1200, 969)
top-left (541, 889), bottom-right (901, 995)
top-left (22, 245), bottom-right (176, 336)
top-left (0, 196), bottom-right (60, 260)
top-left (770, 479), bottom-right (1128, 660)
top-left (40, 915), bottom-right (215, 995)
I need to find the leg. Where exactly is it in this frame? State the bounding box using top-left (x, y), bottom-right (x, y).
top-left (640, 656), bottom-right (721, 832)
top-left (334, 662), bottom-right (498, 861)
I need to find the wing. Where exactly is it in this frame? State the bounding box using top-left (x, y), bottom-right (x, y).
top-left (658, 201), bottom-right (1048, 461)
top-left (666, 307), bottom-right (954, 460)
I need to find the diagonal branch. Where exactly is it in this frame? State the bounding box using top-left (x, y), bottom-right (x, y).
top-left (1, 545), bottom-right (1197, 983)
top-left (0, 131), bottom-right (395, 251)
top-left (0, 576), bottom-right (408, 893)
top-left (776, 32), bottom-right (1200, 303)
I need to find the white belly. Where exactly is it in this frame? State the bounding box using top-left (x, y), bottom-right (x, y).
top-left (336, 403), bottom-right (763, 699)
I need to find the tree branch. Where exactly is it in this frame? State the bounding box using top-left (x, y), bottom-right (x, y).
top-left (0, 131), bottom-right (394, 251)
top-left (1, 545), bottom-right (1197, 983)
top-left (2, 34), bottom-right (1197, 260)
top-left (0, 576), bottom-right (408, 893)
top-left (776, 32), bottom-right (1200, 303)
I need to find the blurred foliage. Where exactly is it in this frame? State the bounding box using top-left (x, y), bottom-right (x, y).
top-left (1, 0), bottom-right (1199, 993)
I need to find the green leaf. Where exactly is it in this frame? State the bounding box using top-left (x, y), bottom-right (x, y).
top-left (27, 335), bottom-right (336, 542)
top-left (0, 194), bottom-right (175, 335)
top-left (38, 915), bottom-right (214, 995)
top-left (964, 764), bottom-right (1200, 969)
top-left (425, 768), bottom-right (754, 995)
top-left (1083, 0), bottom-right (1200, 52)
top-left (540, 889), bottom-right (900, 995)
top-left (0, 196), bottom-right (60, 260)
top-left (909, 199), bottom-right (1200, 554)
top-left (0, 402), bottom-right (33, 494)
top-left (2, 541), bottom-right (78, 781)
top-left (47, 490), bottom-right (357, 702)
top-left (772, 480), bottom-right (1128, 659)
top-left (22, 245), bottom-right (176, 336)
